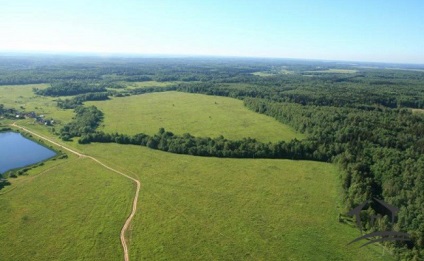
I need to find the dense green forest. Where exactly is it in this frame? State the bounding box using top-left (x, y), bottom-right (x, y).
top-left (0, 55), bottom-right (423, 259)
top-left (59, 106), bottom-right (103, 141)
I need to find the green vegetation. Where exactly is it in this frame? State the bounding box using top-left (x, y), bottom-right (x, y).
top-left (79, 127), bottom-right (318, 160)
top-left (0, 155), bottom-right (134, 260)
top-left (252, 69), bottom-right (294, 76)
top-left (125, 80), bottom-right (180, 89)
top-left (251, 71), bottom-right (276, 77)
top-left (412, 108), bottom-right (424, 114)
top-left (1, 56), bottom-right (423, 259)
top-left (59, 105), bottom-right (103, 141)
top-left (87, 92), bottom-right (302, 142)
top-left (306, 69), bottom-right (358, 74)
top-left (56, 92), bottom-right (109, 109)
top-left (0, 84), bottom-right (74, 124)
top-left (34, 81), bottom-right (107, 96)
top-left (0, 103), bottom-right (19, 119)
top-left (80, 143), bottom-right (391, 261)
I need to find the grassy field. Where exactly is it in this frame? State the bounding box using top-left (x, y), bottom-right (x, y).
top-left (77, 143), bottom-right (392, 261)
top-left (0, 84), bottom-right (74, 124)
top-left (252, 69), bottom-right (294, 76)
top-left (1, 85), bottom-right (393, 260)
top-left (252, 72), bottom-right (276, 77)
top-left (0, 116), bottom-right (393, 260)
top-left (306, 69), bottom-right (358, 74)
top-left (124, 81), bottom-right (180, 89)
top-left (86, 91), bottom-right (304, 142)
top-left (0, 153), bottom-right (134, 260)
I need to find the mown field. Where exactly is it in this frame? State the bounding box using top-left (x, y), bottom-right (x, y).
top-left (0, 153), bottom-right (134, 261)
top-left (86, 91), bottom-right (303, 142)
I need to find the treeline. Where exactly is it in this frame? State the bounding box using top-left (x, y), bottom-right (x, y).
top-left (54, 86), bottom-right (178, 108)
top-left (34, 81), bottom-right (106, 96)
top-left (78, 128), bottom-right (326, 160)
top-left (110, 85), bottom-right (179, 97)
top-left (59, 106), bottom-right (103, 141)
top-left (57, 92), bottom-right (109, 109)
top-left (175, 80), bottom-right (424, 109)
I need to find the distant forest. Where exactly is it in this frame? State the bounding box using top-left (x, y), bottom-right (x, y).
top-left (0, 55), bottom-right (423, 259)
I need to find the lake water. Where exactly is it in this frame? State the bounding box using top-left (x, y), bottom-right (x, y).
top-left (0, 132), bottom-right (56, 175)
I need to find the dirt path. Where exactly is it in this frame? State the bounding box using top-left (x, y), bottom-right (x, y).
top-left (11, 123), bottom-right (140, 261)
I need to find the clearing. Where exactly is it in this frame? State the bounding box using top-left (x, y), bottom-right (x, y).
top-left (306, 69), bottom-right (358, 74)
top-left (124, 81), bottom-right (180, 89)
top-left (86, 91), bottom-right (304, 142)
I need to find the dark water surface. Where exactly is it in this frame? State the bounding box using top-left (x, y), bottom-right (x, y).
top-left (0, 132), bottom-right (56, 174)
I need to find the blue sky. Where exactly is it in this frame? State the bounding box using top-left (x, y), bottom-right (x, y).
top-left (0, 0), bottom-right (423, 63)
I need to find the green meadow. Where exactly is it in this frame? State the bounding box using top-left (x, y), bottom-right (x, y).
top-left (252, 71), bottom-right (276, 77)
top-left (0, 84), bottom-right (74, 124)
top-left (306, 69), bottom-right (358, 74)
top-left (78, 143), bottom-right (392, 260)
top-left (0, 155), bottom-right (134, 261)
top-left (252, 69), bottom-right (294, 76)
top-left (86, 91), bottom-right (303, 142)
top-left (125, 81), bottom-right (180, 89)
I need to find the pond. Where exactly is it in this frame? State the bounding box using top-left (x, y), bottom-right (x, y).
top-left (0, 132), bottom-right (56, 175)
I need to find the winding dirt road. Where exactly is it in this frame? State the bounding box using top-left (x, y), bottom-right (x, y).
top-left (11, 123), bottom-right (140, 261)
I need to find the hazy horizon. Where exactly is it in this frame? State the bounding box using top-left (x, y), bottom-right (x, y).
top-left (1, 0), bottom-right (423, 64)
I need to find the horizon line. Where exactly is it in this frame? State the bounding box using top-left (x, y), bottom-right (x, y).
top-left (0, 50), bottom-right (423, 67)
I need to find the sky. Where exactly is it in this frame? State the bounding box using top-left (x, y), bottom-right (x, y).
top-left (0, 0), bottom-right (423, 63)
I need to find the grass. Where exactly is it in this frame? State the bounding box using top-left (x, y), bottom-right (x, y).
top-left (86, 91), bottom-right (304, 142)
top-left (0, 155), bottom-right (134, 261)
top-left (252, 72), bottom-right (276, 77)
top-left (0, 117), bottom-right (393, 260)
top-left (124, 81), bottom-right (180, 89)
top-left (252, 69), bottom-right (294, 76)
top-left (1, 85), bottom-right (393, 260)
top-left (412, 108), bottom-right (424, 114)
top-left (77, 143), bottom-right (393, 261)
top-left (0, 84), bottom-right (74, 124)
top-left (306, 69), bottom-right (358, 74)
